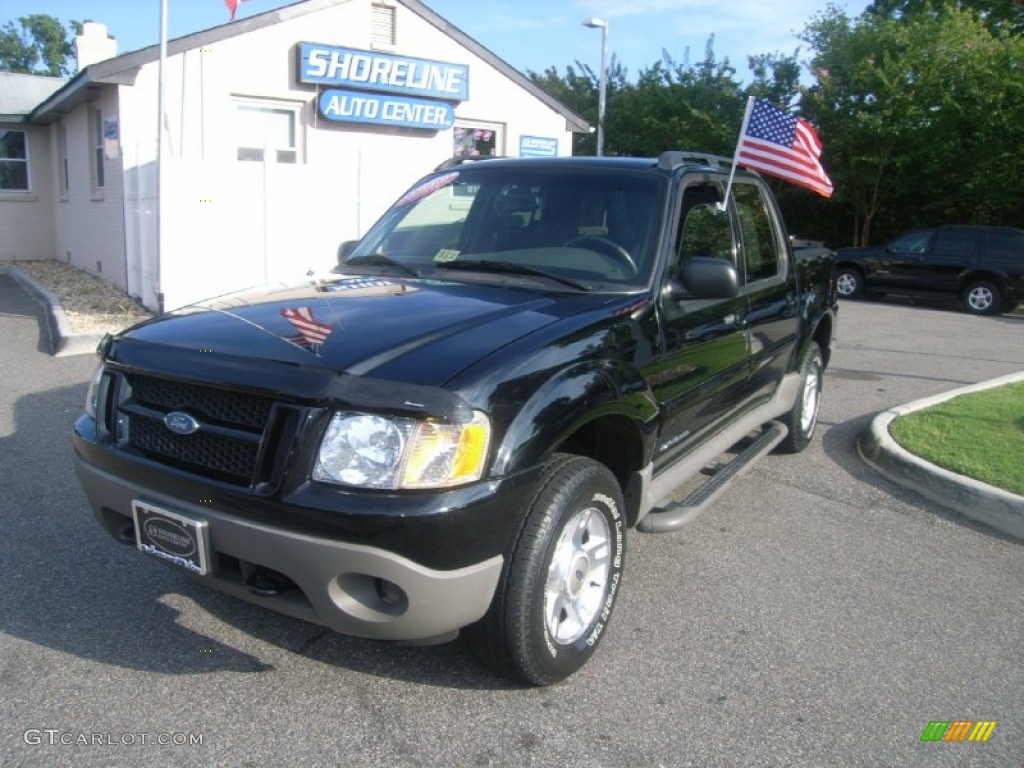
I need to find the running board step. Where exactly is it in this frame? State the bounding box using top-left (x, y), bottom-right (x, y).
top-left (637, 421), bottom-right (788, 534)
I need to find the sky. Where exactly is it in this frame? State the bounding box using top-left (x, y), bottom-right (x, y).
top-left (3, 0), bottom-right (858, 80)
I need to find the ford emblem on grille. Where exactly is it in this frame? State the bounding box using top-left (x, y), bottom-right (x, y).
top-left (164, 411), bottom-right (201, 435)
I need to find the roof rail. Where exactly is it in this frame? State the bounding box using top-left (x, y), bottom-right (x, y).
top-left (656, 151), bottom-right (734, 171)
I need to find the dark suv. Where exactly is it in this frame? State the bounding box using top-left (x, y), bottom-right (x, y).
top-left (835, 225), bottom-right (1024, 314)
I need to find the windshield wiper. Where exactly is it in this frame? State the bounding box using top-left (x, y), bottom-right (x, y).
top-left (341, 253), bottom-right (421, 278)
top-left (434, 259), bottom-right (592, 292)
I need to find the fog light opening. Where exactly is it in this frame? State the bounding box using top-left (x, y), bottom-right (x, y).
top-left (245, 568), bottom-right (295, 597)
top-left (374, 577), bottom-right (405, 607)
top-left (331, 573), bottom-right (410, 619)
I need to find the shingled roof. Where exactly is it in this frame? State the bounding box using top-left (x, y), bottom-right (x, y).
top-left (0, 72), bottom-right (68, 122)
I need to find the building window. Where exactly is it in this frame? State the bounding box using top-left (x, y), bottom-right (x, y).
top-left (371, 3), bottom-right (396, 47)
top-left (0, 129), bottom-right (30, 192)
top-left (235, 101), bottom-right (301, 163)
top-left (453, 121), bottom-right (503, 159)
top-left (90, 108), bottom-right (105, 190)
top-left (57, 122), bottom-right (69, 196)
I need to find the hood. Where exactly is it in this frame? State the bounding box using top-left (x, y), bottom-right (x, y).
top-left (110, 274), bottom-right (602, 387)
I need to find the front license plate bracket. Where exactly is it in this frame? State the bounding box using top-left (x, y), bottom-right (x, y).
top-left (131, 500), bottom-right (211, 575)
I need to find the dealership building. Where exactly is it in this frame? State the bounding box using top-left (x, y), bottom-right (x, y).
top-left (0, 0), bottom-right (588, 311)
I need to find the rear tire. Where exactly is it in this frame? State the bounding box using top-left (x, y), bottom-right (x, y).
top-left (962, 280), bottom-right (1001, 315)
top-left (464, 454), bottom-right (626, 686)
top-left (778, 342), bottom-right (823, 454)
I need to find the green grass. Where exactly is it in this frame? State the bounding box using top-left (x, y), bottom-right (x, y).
top-left (889, 381), bottom-right (1024, 496)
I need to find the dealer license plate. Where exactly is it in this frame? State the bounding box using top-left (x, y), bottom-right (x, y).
top-left (132, 501), bottom-right (210, 575)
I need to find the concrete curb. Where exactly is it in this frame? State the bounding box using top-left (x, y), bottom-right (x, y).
top-left (1, 265), bottom-right (107, 357)
top-left (858, 371), bottom-right (1024, 541)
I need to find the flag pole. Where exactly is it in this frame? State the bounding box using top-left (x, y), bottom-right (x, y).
top-left (156, 0), bottom-right (168, 313)
top-left (719, 95), bottom-right (755, 211)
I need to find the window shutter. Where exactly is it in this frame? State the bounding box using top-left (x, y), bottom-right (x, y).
top-left (371, 4), bottom-right (396, 46)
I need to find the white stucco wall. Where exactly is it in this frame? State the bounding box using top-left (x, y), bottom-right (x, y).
top-left (0, 124), bottom-right (56, 261)
top-left (138, 0), bottom-right (575, 310)
top-left (5, 0), bottom-right (579, 311)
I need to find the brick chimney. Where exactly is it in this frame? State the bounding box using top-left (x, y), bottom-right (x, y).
top-left (74, 22), bottom-right (118, 70)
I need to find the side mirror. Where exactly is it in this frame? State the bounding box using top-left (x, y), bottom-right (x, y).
top-left (337, 240), bottom-right (358, 264)
top-left (676, 256), bottom-right (739, 300)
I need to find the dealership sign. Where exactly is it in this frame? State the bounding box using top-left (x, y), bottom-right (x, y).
top-left (300, 43), bottom-right (466, 130)
top-left (318, 89), bottom-right (455, 130)
top-left (519, 136), bottom-right (558, 157)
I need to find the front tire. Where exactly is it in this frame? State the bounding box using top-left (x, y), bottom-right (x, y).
top-left (778, 342), bottom-right (823, 454)
top-left (835, 267), bottom-right (864, 299)
top-left (465, 455), bottom-right (626, 686)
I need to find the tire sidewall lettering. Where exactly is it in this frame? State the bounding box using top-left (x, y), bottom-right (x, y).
top-left (544, 632), bottom-right (559, 658)
top-left (586, 570), bottom-right (621, 647)
top-left (592, 491), bottom-right (624, 567)
top-left (541, 485), bottom-right (625, 660)
top-left (802, 354), bottom-right (822, 440)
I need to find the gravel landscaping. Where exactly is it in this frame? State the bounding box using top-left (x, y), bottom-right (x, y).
top-left (4, 260), bottom-right (152, 336)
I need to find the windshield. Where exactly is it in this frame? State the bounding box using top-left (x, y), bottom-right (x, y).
top-left (341, 165), bottom-right (665, 291)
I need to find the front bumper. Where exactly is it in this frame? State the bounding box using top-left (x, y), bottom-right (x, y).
top-left (73, 456), bottom-right (506, 642)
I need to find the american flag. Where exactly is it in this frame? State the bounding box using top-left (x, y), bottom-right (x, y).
top-left (280, 307), bottom-right (333, 350)
top-left (735, 98), bottom-right (834, 198)
top-left (224, 0), bottom-right (248, 21)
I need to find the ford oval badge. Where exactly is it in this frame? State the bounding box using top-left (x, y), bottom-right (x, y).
top-left (164, 411), bottom-right (200, 435)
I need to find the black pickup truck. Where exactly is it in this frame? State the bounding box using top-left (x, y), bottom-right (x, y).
top-left (73, 152), bottom-right (837, 686)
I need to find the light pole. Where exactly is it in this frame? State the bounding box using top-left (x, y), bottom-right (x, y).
top-left (583, 17), bottom-right (608, 156)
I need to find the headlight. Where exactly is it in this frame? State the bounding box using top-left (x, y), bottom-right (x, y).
top-left (85, 363), bottom-right (105, 418)
top-left (314, 410), bottom-right (491, 490)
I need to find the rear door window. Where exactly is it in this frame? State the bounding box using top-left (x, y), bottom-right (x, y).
top-left (932, 230), bottom-right (977, 256)
top-left (733, 182), bottom-right (782, 283)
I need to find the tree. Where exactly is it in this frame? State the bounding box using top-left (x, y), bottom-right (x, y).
top-left (528, 57), bottom-right (628, 155)
top-left (866, 0), bottom-right (1024, 35)
top-left (0, 14), bottom-right (79, 77)
top-left (527, 5), bottom-right (1024, 247)
top-left (746, 51), bottom-right (802, 106)
top-left (799, 3), bottom-right (1024, 245)
top-left (607, 39), bottom-right (746, 157)
top-left (532, 37), bottom-right (750, 158)
top-left (798, 8), bottom-right (906, 244)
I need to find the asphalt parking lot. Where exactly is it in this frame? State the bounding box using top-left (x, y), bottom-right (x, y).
top-left (1, 275), bottom-right (1022, 767)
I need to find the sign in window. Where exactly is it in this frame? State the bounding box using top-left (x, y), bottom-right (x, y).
top-left (454, 123), bottom-right (501, 158)
top-left (519, 136), bottom-right (558, 157)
